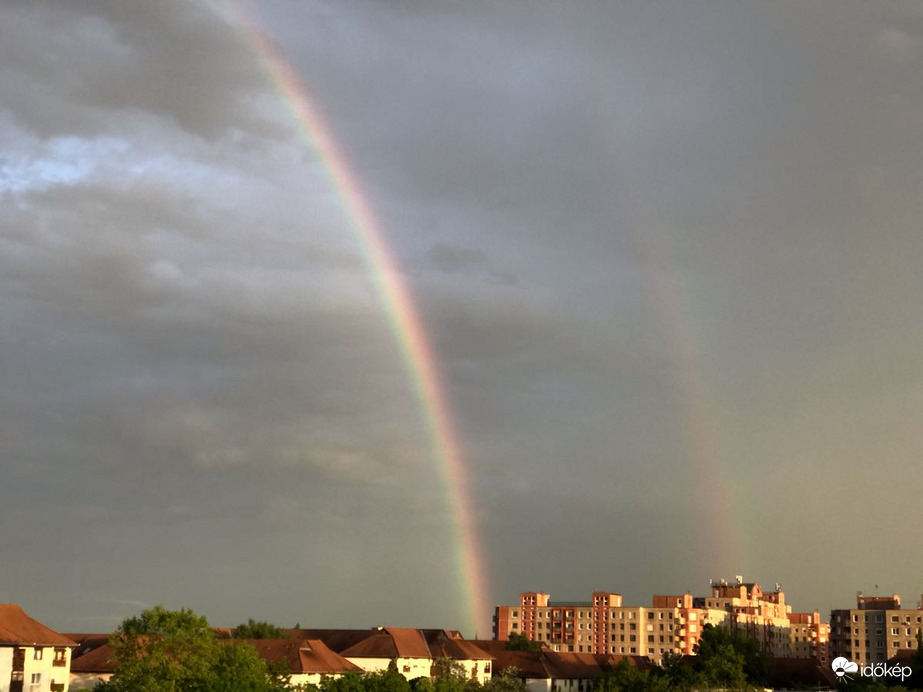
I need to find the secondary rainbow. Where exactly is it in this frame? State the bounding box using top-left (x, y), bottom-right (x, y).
top-left (223, 5), bottom-right (490, 635)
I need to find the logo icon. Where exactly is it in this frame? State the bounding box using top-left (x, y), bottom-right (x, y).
top-left (831, 657), bottom-right (859, 682)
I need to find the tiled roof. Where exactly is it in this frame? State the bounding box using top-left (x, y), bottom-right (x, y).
top-left (0, 605), bottom-right (76, 647)
top-left (285, 629), bottom-right (380, 654)
top-left (239, 639), bottom-right (362, 674)
top-left (421, 630), bottom-right (492, 660)
top-left (384, 628), bottom-right (434, 658)
top-left (339, 631), bottom-right (400, 659)
top-left (70, 643), bottom-right (118, 673)
top-left (292, 628), bottom-right (434, 659)
top-left (469, 643), bottom-right (650, 680)
top-left (64, 633), bottom-right (111, 660)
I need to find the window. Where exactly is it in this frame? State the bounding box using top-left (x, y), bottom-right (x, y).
top-left (31, 674), bottom-right (41, 684)
top-left (33, 649), bottom-right (43, 661)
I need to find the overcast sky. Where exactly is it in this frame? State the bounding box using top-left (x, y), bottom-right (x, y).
top-left (3, 0), bottom-right (923, 637)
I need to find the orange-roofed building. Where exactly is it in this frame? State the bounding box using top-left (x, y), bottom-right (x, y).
top-left (0, 604), bottom-right (76, 692)
top-left (238, 639), bottom-right (363, 686)
top-left (284, 627), bottom-right (493, 682)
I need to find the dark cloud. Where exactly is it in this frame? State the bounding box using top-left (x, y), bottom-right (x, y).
top-left (2, 0), bottom-right (923, 635)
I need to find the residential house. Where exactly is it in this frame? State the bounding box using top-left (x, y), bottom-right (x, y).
top-left (0, 605), bottom-right (76, 692)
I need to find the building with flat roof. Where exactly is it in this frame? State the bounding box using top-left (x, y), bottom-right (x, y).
top-left (830, 593), bottom-right (923, 665)
top-left (494, 577), bottom-right (828, 665)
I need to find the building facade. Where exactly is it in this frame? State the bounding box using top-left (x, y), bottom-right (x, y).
top-left (494, 578), bottom-right (828, 665)
top-left (830, 594), bottom-right (923, 665)
top-left (0, 605), bottom-right (75, 692)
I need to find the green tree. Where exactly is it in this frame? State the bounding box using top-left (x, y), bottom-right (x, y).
top-left (233, 619), bottom-right (289, 640)
top-left (503, 633), bottom-right (540, 652)
top-left (318, 672), bottom-right (368, 692)
top-left (484, 668), bottom-right (525, 692)
top-left (699, 642), bottom-right (747, 690)
top-left (97, 605), bottom-right (284, 692)
top-left (693, 624), bottom-right (768, 690)
top-left (656, 652), bottom-right (696, 690)
top-left (595, 659), bottom-right (669, 692)
top-left (409, 678), bottom-right (435, 692)
top-left (364, 669), bottom-right (412, 692)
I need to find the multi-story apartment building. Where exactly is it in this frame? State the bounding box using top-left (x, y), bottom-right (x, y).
top-left (696, 579), bottom-right (793, 657)
top-left (829, 594), bottom-right (923, 665)
top-left (789, 612), bottom-right (830, 664)
top-left (494, 578), bottom-right (828, 665)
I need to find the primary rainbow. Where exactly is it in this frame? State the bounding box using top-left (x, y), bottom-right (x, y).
top-left (222, 5), bottom-right (489, 635)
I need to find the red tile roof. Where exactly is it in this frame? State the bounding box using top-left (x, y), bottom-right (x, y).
top-left (293, 628), bottom-right (433, 659)
top-left (239, 639), bottom-right (362, 674)
top-left (383, 628), bottom-right (432, 658)
top-left (70, 643), bottom-right (118, 673)
top-left (421, 630), bottom-right (492, 661)
top-left (0, 605), bottom-right (76, 647)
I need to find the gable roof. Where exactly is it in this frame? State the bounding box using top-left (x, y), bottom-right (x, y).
top-left (239, 639), bottom-right (363, 674)
top-left (420, 630), bottom-right (493, 661)
top-left (70, 643), bottom-right (118, 673)
top-left (290, 628), bottom-right (433, 659)
top-left (0, 605), bottom-right (76, 647)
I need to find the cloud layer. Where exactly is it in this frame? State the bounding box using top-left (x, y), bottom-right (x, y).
top-left (3, 0), bottom-right (923, 634)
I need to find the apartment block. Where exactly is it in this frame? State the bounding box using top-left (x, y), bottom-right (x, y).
top-left (494, 577), bottom-right (828, 665)
top-left (829, 594), bottom-right (923, 665)
top-left (789, 611), bottom-right (830, 664)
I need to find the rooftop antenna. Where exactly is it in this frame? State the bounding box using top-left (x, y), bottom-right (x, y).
top-left (775, 583), bottom-right (782, 593)
top-left (735, 575), bottom-right (743, 586)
